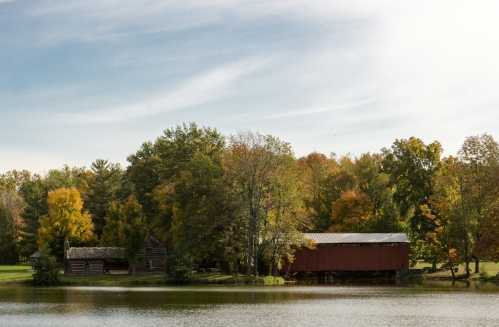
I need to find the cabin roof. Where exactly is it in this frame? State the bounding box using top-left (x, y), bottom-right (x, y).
top-left (304, 233), bottom-right (409, 244)
top-left (66, 247), bottom-right (126, 260)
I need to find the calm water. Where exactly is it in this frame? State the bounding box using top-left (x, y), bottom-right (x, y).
top-left (1, 283), bottom-right (499, 327)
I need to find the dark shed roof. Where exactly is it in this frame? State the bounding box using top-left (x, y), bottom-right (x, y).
top-left (66, 247), bottom-right (126, 260)
top-left (304, 233), bottom-right (409, 244)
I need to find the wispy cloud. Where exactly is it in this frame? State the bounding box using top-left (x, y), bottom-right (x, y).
top-left (56, 57), bottom-right (272, 124)
top-left (258, 98), bottom-right (375, 121)
top-left (25, 0), bottom-right (381, 45)
top-left (3, 0), bottom-right (499, 172)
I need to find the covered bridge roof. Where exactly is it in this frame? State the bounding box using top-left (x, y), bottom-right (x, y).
top-left (66, 247), bottom-right (126, 260)
top-left (304, 233), bottom-right (409, 244)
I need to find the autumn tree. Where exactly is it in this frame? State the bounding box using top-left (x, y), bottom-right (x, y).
top-left (298, 153), bottom-right (338, 231)
top-left (426, 157), bottom-right (462, 276)
top-left (38, 187), bottom-right (94, 260)
top-left (225, 132), bottom-right (305, 275)
top-left (261, 154), bottom-right (305, 275)
top-left (0, 170), bottom-right (31, 191)
top-left (353, 153), bottom-right (401, 232)
top-left (459, 134), bottom-right (499, 273)
top-left (330, 191), bottom-right (372, 232)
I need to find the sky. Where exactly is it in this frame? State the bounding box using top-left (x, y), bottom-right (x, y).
top-left (1, 0), bottom-right (499, 173)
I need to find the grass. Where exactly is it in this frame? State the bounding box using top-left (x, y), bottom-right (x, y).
top-left (188, 272), bottom-right (261, 285)
top-left (62, 272), bottom-right (280, 286)
top-left (0, 265), bottom-right (33, 284)
top-left (1, 265), bottom-right (286, 287)
top-left (62, 272), bottom-right (261, 286)
top-left (60, 273), bottom-right (166, 286)
top-left (263, 275), bottom-right (286, 286)
top-left (412, 261), bottom-right (499, 281)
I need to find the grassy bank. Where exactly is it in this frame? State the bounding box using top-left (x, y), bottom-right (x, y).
top-left (413, 261), bottom-right (499, 282)
top-left (0, 265), bottom-right (33, 284)
top-left (60, 273), bottom-right (165, 286)
top-left (1, 265), bottom-right (286, 287)
top-left (61, 272), bottom-right (283, 286)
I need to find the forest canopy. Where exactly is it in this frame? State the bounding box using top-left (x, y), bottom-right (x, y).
top-left (1, 123), bottom-right (499, 276)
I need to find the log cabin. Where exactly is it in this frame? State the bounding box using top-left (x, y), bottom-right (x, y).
top-left (64, 235), bottom-right (167, 275)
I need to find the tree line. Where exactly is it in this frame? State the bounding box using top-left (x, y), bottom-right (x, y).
top-left (1, 123), bottom-right (499, 277)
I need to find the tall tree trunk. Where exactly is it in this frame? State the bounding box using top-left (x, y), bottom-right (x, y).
top-left (449, 263), bottom-right (456, 281)
top-left (460, 177), bottom-right (470, 279)
top-left (130, 262), bottom-right (136, 276)
top-left (474, 256), bottom-right (480, 274)
top-left (254, 238), bottom-right (259, 277)
top-left (464, 250), bottom-right (470, 279)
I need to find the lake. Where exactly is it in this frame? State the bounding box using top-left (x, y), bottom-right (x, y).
top-left (1, 283), bottom-right (499, 327)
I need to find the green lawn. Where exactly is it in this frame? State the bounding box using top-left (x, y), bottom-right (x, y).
top-left (0, 265), bottom-right (33, 284)
top-left (62, 272), bottom-right (261, 286)
top-left (60, 273), bottom-right (166, 286)
top-left (413, 261), bottom-right (499, 280)
top-left (60, 272), bottom-right (281, 286)
top-left (0, 265), bottom-right (278, 287)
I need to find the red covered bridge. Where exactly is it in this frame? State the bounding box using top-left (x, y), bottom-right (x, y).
top-left (289, 233), bottom-right (409, 274)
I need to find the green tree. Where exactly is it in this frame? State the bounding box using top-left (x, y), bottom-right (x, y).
top-left (100, 201), bottom-right (127, 247)
top-left (0, 170), bottom-right (31, 191)
top-left (382, 137), bottom-right (443, 264)
top-left (459, 134), bottom-right (499, 273)
top-left (85, 159), bottom-right (123, 238)
top-left (0, 190), bottom-right (25, 264)
top-left (169, 152), bottom-right (228, 267)
top-left (127, 123), bottom-right (226, 247)
top-left (18, 175), bottom-right (47, 258)
top-left (44, 166), bottom-right (90, 192)
top-left (32, 247), bottom-right (60, 286)
top-left (122, 196), bottom-right (147, 275)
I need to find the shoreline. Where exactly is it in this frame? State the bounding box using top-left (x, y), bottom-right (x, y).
top-left (2, 264), bottom-right (498, 287)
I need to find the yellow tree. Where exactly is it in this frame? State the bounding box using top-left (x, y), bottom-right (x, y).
top-left (38, 187), bottom-right (94, 259)
top-left (297, 152), bottom-right (338, 231)
top-left (329, 190), bottom-right (372, 232)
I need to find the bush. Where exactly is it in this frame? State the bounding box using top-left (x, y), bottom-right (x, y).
top-left (166, 253), bottom-right (193, 283)
top-left (263, 276), bottom-right (285, 286)
top-left (32, 249), bottom-right (60, 286)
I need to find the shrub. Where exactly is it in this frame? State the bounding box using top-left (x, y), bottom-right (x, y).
top-left (32, 249), bottom-right (60, 286)
top-left (263, 275), bottom-right (285, 286)
top-left (166, 253), bottom-right (193, 283)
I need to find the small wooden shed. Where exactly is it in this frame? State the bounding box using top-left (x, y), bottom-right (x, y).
top-left (65, 247), bottom-right (127, 275)
top-left (135, 235), bottom-right (168, 273)
top-left (289, 233), bottom-right (409, 273)
top-left (64, 235), bottom-right (167, 276)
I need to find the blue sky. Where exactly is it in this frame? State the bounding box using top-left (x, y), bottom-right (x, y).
top-left (1, 0), bottom-right (499, 172)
